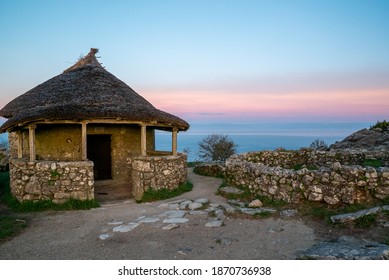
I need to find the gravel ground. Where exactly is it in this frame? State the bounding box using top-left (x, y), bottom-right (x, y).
top-left (0, 169), bottom-right (317, 260)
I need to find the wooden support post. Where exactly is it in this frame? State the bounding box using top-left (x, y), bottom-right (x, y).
top-left (141, 124), bottom-right (147, 156)
top-left (172, 128), bottom-right (178, 155)
top-left (28, 124), bottom-right (36, 162)
top-left (17, 131), bottom-right (23, 159)
top-left (81, 121), bottom-right (87, 160)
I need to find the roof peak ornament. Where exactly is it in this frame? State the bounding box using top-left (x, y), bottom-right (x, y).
top-left (63, 48), bottom-right (102, 73)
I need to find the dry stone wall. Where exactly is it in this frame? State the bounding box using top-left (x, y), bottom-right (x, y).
top-left (225, 149), bottom-right (389, 205)
top-left (10, 159), bottom-right (94, 203)
top-left (130, 153), bottom-right (187, 200)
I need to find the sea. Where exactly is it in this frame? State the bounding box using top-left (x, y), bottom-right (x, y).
top-left (0, 121), bottom-right (372, 162)
top-left (156, 122), bottom-right (372, 162)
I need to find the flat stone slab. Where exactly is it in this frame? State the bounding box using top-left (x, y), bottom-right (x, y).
top-left (188, 202), bottom-right (203, 210)
top-left (330, 206), bottom-right (382, 223)
top-left (220, 186), bottom-right (245, 195)
top-left (205, 220), bottom-right (223, 227)
top-left (137, 217), bottom-right (160, 223)
top-left (298, 236), bottom-right (389, 260)
top-left (162, 223), bottom-right (180, 230)
top-left (189, 210), bottom-right (207, 215)
top-left (99, 233), bottom-right (113, 240)
top-left (113, 222), bottom-right (139, 233)
top-left (227, 199), bottom-right (246, 208)
top-left (280, 209), bottom-right (298, 219)
top-left (240, 207), bottom-right (277, 216)
top-left (195, 198), bottom-right (209, 204)
top-left (162, 210), bottom-right (186, 218)
top-left (163, 218), bottom-right (189, 224)
top-left (107, 221), bottom-right (124, 225)
top-left (168, 203), bottom-right (180, 210)
top-left (179, 200), bottom-right (192, 209)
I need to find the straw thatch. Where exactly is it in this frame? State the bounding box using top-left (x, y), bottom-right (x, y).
top-left (0, 48), bottom-right (189, 132)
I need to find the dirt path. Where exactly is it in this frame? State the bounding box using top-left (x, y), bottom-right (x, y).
top-left (0, 169), bottom-right (317, 259)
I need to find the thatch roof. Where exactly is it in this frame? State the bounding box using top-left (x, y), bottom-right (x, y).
top-left (0, 48), bottom-right (189, 132)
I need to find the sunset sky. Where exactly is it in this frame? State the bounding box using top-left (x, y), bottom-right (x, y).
top-left (1, 0), bottom-right (388, 124)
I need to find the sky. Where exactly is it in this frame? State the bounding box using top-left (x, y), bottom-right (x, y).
top-left (0, 0), bottom-right (388, 124)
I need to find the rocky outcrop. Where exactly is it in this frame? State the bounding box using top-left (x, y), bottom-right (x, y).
top-left (298, 236), bottom-right (389, 260)
top-left (330, 128), bottom-right (389, 151)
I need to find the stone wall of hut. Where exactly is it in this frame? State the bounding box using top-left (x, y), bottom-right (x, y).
top-left (225, 149), bottom-right (389, 205)
top-left (9, 159), bottom-right (94, 203)
top-left (130, 153), bottom-right (187, 200)
top-left (9, 124), bottom-right (155, 183)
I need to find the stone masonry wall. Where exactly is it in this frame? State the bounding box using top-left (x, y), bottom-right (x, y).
top-left (130, 153), bottom-right (187, 200)
top-left (10, 159), bottom-right (94, 203)
top-left (225, 150), bottom-right (389, 205)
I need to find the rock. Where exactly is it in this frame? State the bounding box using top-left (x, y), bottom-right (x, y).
top-left (219, 186), bottom-right (245, 195)
top-left (99, 233), bottom-right (112, 240)
top-left (382, 205), bottom-right (389, 211)
top-left (163, 218), bottom-right (189, 224)
top-left (107, 221), bottom-right (124, 225)
top-left (137, 217), bottom-right (160, 223)
top-left (330, 206), bottom-right (382, 223)
top-left (179, 200), bottom-right (192, 209)
top-left (280, 209), bottom-right (297, 219)
top-left (214, 209), bottom-right (225, 219)
top-left (298, 236), bottom-right (389, 260)
top-left (113, 222), bottom-right (139, 233)
top-left (168, 203), bottom-right (180, 210)
top-left (205, 220), bottom-right (223, 227)
top-left (162, 210), bottom-right (186, 218)
top-left (227, 199), bottom-right (246, 208)
top-left (329, 128), bottom-right (389, 151)
top-left (189, 210), bottom-right (207, 215)
top-left (195, 198), bottom-right (209, 204)
top-left (248, 199), bottom-right (263, 208)
top-left (188, 202), bottom-right (203, 210)
top-left (240, 207), bottom-right (276, 216)
top-left (162, 223), bottom-right (179, 230)
top-left (217, 238), bottom-right (234, 245)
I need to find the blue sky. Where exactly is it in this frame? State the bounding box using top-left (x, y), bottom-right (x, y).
top-left (1, 0), bottom-right (388, 123)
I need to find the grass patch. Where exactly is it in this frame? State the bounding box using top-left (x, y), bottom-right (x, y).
top-left (10, 199), bottom-right (100, 212)
top-left (218, 182), bottom-right (252, 200)
top-left (253, 211), bottom-right (273, 218)
top-left (137, 181), bottom-right (193, 203)
top-left (370, 120), bottom-right (389, 130)
top-left (354, 214), bottom-right (377, 229)
top-left (362, 159), bottom-right (382, 168)
top-left (0, 215), bottom-right (27, 243)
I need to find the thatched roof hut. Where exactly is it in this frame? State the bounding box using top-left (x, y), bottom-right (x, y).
top-left (0, 48), bottom-right (189, 132)
top-left (1, 49), bottom-right (189, 202)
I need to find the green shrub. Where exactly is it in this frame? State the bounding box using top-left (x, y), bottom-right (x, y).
top-left (362, 159), bottom-right (382, 168)
top-left (370, 120), bottom-right (389, 130)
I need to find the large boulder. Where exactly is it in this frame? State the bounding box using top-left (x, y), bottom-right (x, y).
top-left (330, 128), bottom-right (389, 151)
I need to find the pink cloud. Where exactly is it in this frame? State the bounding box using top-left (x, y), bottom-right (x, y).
top-left (143, 88), bottom-right (389, 122)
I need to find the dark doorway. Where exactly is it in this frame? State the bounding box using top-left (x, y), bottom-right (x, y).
top-left (87, 134), bottom-right (112, 180)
